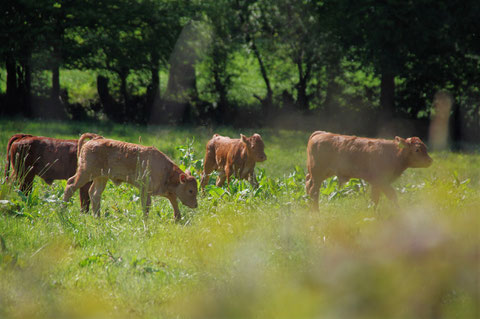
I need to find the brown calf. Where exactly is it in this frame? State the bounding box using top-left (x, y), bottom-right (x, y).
top-left (63, 134), bottom-right (198, 220)
top-left (4, 133), bottom-right (100, 211)
top-left (306, 131), bottom-right (433, 210)
top-left (200, 133), bottom-right (267, 190)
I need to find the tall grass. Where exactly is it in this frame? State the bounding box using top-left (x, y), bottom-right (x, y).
top-left (0, 119), bottom-right (479, 318)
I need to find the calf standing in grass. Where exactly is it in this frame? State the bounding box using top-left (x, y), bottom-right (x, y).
top-left (200, 133), bottom-right (267, 190)
top-left (4, 133), bottom-right (100, 211)
top-left (306, 131), bottom-right (433, 210)
top-left (63, 133), bottom-right (198, 220)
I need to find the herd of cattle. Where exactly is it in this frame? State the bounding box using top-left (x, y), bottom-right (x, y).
top-left (4, 131), bottom-right (433, 220)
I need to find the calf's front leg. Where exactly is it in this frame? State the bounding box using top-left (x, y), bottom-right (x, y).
top-left (247, 171), bottom-right (259, 188)
top-left (64, 171), bottom-right (91, 203)
top-left (166, 193), bottom-right (181, 221)
top-left (381, 184), bottom-right (399, 207)
top-left (141, 187), bottom-right (152, 218)
top-left (371, 184), bottom-right (399, 209)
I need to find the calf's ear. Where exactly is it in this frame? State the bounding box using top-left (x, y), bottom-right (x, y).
top-left (185, 169), bottom-right (192, 176)
top-left (395, 136), bottom-right (407, 149)
top-left (408, 137), bottom-right (422, 144)
top-left (179, 173), bottom-right (187, 184)
top-left (240, 134), bottom-right (249, 145)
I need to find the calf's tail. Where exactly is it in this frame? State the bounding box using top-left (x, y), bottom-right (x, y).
top-left (77, 133), bottom-right (103, 158)
top-left (4, 134), bottom-right (33, 180)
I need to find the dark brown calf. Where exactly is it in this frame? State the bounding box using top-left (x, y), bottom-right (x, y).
top-left (200, 133), bottom-right (267, 190)
top-left (306, 131), bottom-right (433, 210)
top-left (4, 133), bottom-right (100, 211)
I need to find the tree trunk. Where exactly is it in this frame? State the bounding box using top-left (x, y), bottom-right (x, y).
top-left (297, 79), bottom-right (308, 111)
top-left (5, 54), bottom-right (17, 115)
top-left (296, 61), bottom-right (311, 112)
top-left (213, 59), bottom-right (229, 124)
top-left (149, 67), bottom-right (160, 103)
top-left (151, 67), bottom-right (159, 97)
top-left (323, 64), bottom-right (339, 115)
top-left (149, 49), bottom-right (160, 99)
top-left (146, 66), bottom-right (161, 123)
top-left (97, 75), bottom-right (111, 106)
top-left (234, 0), bottom-right (273, 114)
top-left (97, 75), bottom-right (120, 122)
top-left (323, 80), bottom-right (336, 115)
top-left (51, 64), bottom-right (60, 100)
top-left (450, 102), bottom-right (462, 151)
top-left (380, 71), bottom-right (395, 118)
top-left (22, 58), bottom-right (32, 117)
top-left (251, 39), bottom-right (273, 112)
top-left (119, 68), bottom-right (129, 104)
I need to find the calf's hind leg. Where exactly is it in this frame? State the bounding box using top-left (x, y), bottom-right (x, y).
top-left (370, 185), bottom-right (381, 209)
top-left (200, 157), bottom-right (216, 191)
top-left (89, 177), bottom-right (108, 216)
top-left (79, 181), bottom-right (92, 212)
top-left (216, 170), bottom-right (226, 187)
top-left (140, 187), bottom-right (152, 218)
top-left (19, 170), bottom-right (35, 195)
top-left (306, 171), bottom-right (327, 212)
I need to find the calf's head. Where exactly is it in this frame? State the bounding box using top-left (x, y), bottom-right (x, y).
top-left (395, 136), bottom-right (433, 168)
top-left (241, 133), bottom-right (267, 162)
top-left (176, 170), bottom-right (198, 208)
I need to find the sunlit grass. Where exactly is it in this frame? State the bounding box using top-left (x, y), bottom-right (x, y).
top-left (0, 119), bottom-right (479, 318)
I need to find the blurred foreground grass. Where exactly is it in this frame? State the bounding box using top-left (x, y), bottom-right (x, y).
top-left (0, 119), bottom-right (479, 318)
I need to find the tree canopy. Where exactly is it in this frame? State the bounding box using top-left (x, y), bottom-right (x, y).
top-left (1, 0), bottom-right (479, 142)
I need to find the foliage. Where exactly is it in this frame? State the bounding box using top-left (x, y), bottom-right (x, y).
top-left (1, 0), bottom-right (479, 139)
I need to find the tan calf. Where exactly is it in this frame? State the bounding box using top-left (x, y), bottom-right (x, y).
top-left (200, 133), bottom-right (266, 190)
top-left (306, 131), bottom-right (433, 210)
top-left (63, 134), bottom-right (198, 220)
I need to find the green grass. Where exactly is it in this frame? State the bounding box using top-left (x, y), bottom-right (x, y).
top-left (0, 119), bottom-right (479, 319)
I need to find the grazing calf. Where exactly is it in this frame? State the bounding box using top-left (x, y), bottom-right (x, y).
top-left (306, 131), bottom-right (433, 210)
top-left (4, 133), bottom-right (100, 211)
top-left (200, 133), bottom-right (267, 190)
top-left (63, 134), bottom-right (198, 220)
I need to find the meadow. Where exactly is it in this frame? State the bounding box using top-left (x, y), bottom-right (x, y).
top-left (0, 119), bottom-right (478, 319)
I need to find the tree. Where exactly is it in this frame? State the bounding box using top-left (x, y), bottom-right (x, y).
top-left (234, 0), bottom-right (274, 113)
top-left (196, 0), bottom-right (243, 123)
top-left (0, 0), bottom-right (45, 116)
top-left (251, 0), bottom-right (341, 112)
top-left (65, 0), bottom-right (187, 122)
top-left (329, 0), bottom-right (475, 121)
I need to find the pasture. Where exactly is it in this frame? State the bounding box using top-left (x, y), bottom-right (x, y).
top-left (0, 119), bottom-right (479, 318)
